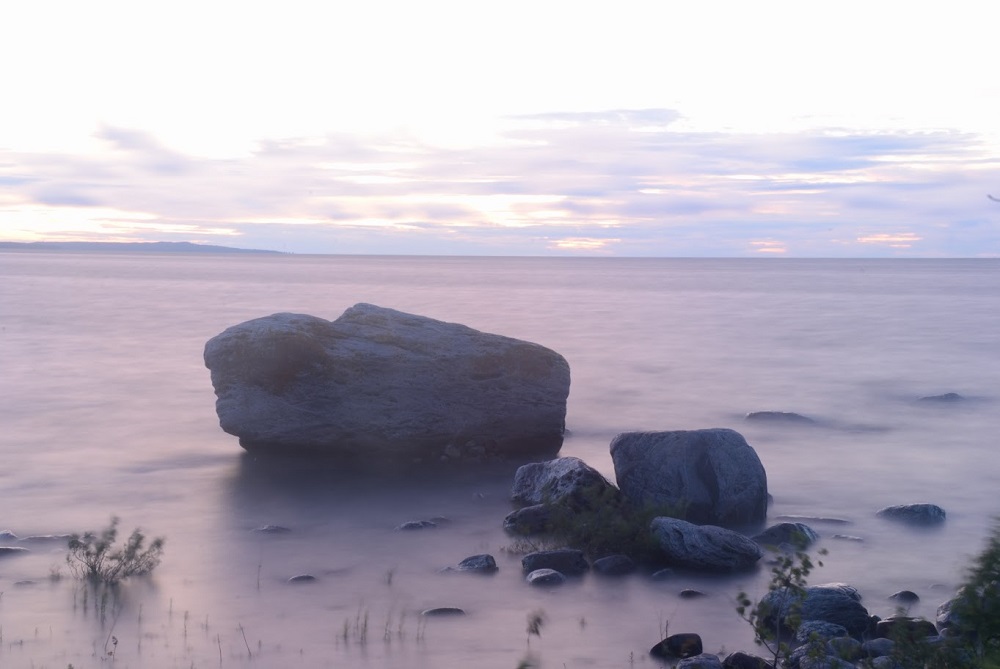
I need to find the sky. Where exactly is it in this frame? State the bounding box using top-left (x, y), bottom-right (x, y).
top-left (2, 1), bottom-right (999, 256)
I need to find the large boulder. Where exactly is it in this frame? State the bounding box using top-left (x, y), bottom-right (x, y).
top-left (204, 304), bottom-right (570, 461)
top-left (649, 517), bottom-right (763, 572)
top-left (760, 583), bottom-right (871, 638)
top-left (610, 429), bottom-right (768, 525)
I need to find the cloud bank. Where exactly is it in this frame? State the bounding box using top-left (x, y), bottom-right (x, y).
top-left (2, 109), bottom-right (998, 256)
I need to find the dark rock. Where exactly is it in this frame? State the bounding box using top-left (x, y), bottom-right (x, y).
top-left (862, 638), bottom-right (895, 658)
top-left (526, 568), bottom-right (565, 585)
top-left (521, 548), bottom-right (589, 575)
top-left (650, 632), bottom-right (703, 659)
top-left (650, 568), bottom-right (675, 581)
top-left (722, 651), bottom-right (772, 669)
top-left (797, 620), bottom-right (849, 642)
top-left (876, 504), bottom-right (946, 525)
top-left (753, 522), bottom-right (819, 550)
top-left (396, 520), bottom-right (437, 531)
top-left (455, 554), bottom-right (498, 573)
top-left (649, 517), bottom-right (763, 571)
top-left (679, 589), bottom-right (708, 599)
top-left (421, 607), bottom-right (466, 616)
top-left (511, 456), bottom-right (618, 507)
top-left (0, 546), bottom-right (29, 556)
top-left (875, 616), bottom-right (938, 640)
top-left (919, 392), bottom-right (963, 402)
top-left (204, 304), bottom-right (570, 460)
top-left (677, 654), bottom-right (724, 669)
top-left (287, 574), bottom-right (316, 583)
top-left (888, 590), bottom-right (920, 604)
top-left (745, 411), bottom-right (816, 425)
top-left (826, 636), bottom-right (862, 661)
top-left (252, 524), bottom-right (291, 533)
top-left (760, 583), bottom-right (870, 638)
top-left (592, 554), bottom-right (635, 576)
top-left (503, 504), bottom-right (554, 535)
top-left (611, 429), bottom-right (768, 525)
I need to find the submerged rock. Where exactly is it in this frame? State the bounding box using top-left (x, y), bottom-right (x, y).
top-left (287, 574), bottom-right (317, 583)
top-left (876, 503), bottom-right (946, 525)
top-left (919, 392), bottom-right (964, 402)
top-left (0, 546), bottom-right (29, 557)
top-left (745, 411), bottom-right (817, 425)
top-left (454, 554), bottom-right (498, 573)
top-left (421, 607), bottom-right (466, 616)
top-left (395, 520), bottom-right (438, 531)
top-left (611, 428), bottom-right (768, 525)
top-left (526, 568), bottom-right (565, 586)
top-left (752, 522), bottom-right (819, 550)
top-left (204, 304), bottom-right (570, 461)
top-left (649, 517), bottom-right (763, 572)
top-left (592, 554), bottom-right (636, 576)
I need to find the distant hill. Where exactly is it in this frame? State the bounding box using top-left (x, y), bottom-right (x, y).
top-left (0, 241), bottom-right (285, 254)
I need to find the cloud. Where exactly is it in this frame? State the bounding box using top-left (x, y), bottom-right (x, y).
top-left (2, 112), bottom-right (998, 256)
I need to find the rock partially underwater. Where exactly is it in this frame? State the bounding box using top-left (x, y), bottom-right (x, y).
top-left (204, 304), bottom-right (570, 462)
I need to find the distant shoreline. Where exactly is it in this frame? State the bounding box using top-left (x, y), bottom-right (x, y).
top-left (0, 241), bottom-right (285, 255)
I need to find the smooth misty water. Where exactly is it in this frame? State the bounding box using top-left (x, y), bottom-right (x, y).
top-left (1, 252), bottom-right (999, 669)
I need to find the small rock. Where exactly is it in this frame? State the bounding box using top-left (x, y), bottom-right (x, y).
top-left (455, 554), bottom-right (498, 573)
top-left (395, 520), bottom-right (438, 531)
top-left (650, 568), bottom-right (675, 581)
top-left (526, 568), bottom-right (565, 586)
top-left (797, 620), bottom-right (849, 642)
top-left (888, 590), bottom-right (920, 604)
top-left (650, 632), bottom-right (703, 659)
top-left (679, 589), bottom-right (707, 599)
top-left (253, 525), bottom-right (291, 533)
top-left (521, 549), bottom-right (588, 576)
top-left (919, 392), bottom-right (963, 402)
top-left (511, 456), bottom-right (618, 507)
top-left (776, 515), bottom-right (851, 525)
top-left (832, 534), bottom-right (864, 542)
top-left (745, 411), bottom-right (816, 425)
top-left (592, 554), bottom-right (635, 576)
top-left (421, 607), bottom-right (466, 616)
top-left (502, 504), bottom-right (554, 535)
top-left (753, 522), bottom-right (820, 550)
top-left (287, 574), bottom-right (316, 583)
top-left (677, 653), bottom-right (723, 669)
top-left (722, 651), bottom-right (771, 669)
top-left (875, 616), bottom-right (937, 640)
top-left (876, 504), bottom-right (946, 525)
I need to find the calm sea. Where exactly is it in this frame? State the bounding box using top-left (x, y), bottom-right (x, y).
top-left (1, 252), bottom-right (999, 668)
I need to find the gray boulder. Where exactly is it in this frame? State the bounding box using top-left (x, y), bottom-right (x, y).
top-left (611, 429), bottom-right (768, 525)
top-left (204, 304), bottom-right (570, 461)
top-left (649, 517), bottom-right (762, 572)
top-left (526, 568), bottom-right (565, 585)
top-left (503, 504), bottom-right (554, 535)
top-left (760, 583), bottom-right (870, 638)
top-left (511, 457), bottom-right (618, 507)
top-left (876, 503), bottom-right (946, 525)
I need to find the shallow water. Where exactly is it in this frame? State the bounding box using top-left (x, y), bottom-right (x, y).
top-left (1, 253), bottom-right (999, 668)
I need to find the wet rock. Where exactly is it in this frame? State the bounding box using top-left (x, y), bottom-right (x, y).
top-left (396, 520), bottom-right (437, 531)
top-left (919, 392), bottom-right (963, 402)
top-left (678, 653), bottom-right (724, 669)
top-left (612, 429), bottom-right (768, 525)
top-left (753, 522), bottom-right (819, 550)
top-left (511, 456), bottom-right (618, 507)
top-left (745, 411), bottom-right (816, 425)
top-left (455, 554), bottom-right (498, 573)
top-left (503, 504), bottom-right (554, 535)
top-left (876, 503), bottom-right (946, 525)
top-left (760, 583), bottom-right (870, 638)
top-left (421, 607), bottom-right (466, 616)
top-left (679, 589), bottom-right (707, 599)
top-left (0, 546), bottom-right (29, 557)
top-left (862, 637), bottom-right (895, 658)
top-left (526, 568), bottom-right (565, 586)
top-left (252, 524), bottom-right (291, 533)
top-left (875, 616), bottom-right (937, 640)
top-left (650, 632), bottom-right (703, 659)
top-left (888, 590), bottom-right (920, 604)
top-left (797, 620), bottom-right (849, 642)
top-left (204, 304), bottom-right (570, 461)
top-left (722, 651), bottom-right (772, 669)
top-left (649, 517), bottom-right (763, 571)
top-left (287, 574), bottom-right (317, 583)
top-left (521, 548), bottom-right (589, 576)
top-left (592, 554), bottom-right (635, 576)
